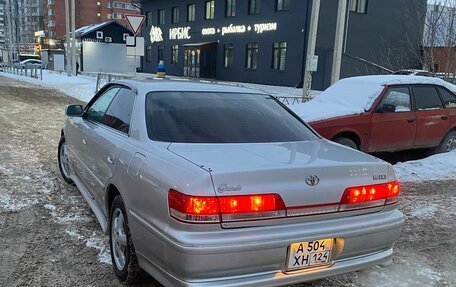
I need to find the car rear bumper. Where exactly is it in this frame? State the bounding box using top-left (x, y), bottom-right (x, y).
top-left (136, 209), bottom-right (404, 287)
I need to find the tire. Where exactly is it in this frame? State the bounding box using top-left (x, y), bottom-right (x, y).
top-left (109, 196), bottom-right (140, 284)
top-left (434, 131), bottom-right (456, 154)
top-left (58, 137), bottom-right (74, 184)
top-left (333, 137), bottom-right (359, 150)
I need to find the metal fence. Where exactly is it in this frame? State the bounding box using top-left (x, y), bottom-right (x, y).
top-left (0, 63), bottom-right (43, 80)
top-left (95, 72), bottom-right (137, 93)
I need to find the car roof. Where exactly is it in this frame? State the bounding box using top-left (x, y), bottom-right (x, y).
top-left (113, 79), bottom-right (266, 95)
top-left (340, 75), bottom-right (456, 91)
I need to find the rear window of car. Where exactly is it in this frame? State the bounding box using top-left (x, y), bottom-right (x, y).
top-left (145, 91), bottom-right (319, 143)
top-left (438, 87), bottom-right (456, 108)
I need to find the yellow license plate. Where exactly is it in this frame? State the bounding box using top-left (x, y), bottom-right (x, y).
top-left (286, 239), bottom-right (333, 270)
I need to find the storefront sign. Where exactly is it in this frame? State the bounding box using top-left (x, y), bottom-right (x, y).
top-left (169, 27), bottom-right (192, 40)
top-left (254, 23), bottom-right (278, 34)
top-left (221, 24), bottom-right (246, 36)
top-left (150, 26), bottom-right (164, 44)
top-left (202, 28), bottom-right (216, 35)
top-left (201, 22), bottom-right (278, 37)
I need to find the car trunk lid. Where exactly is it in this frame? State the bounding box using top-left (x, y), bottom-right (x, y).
top-left (168, 139), bottom-right (392, 227)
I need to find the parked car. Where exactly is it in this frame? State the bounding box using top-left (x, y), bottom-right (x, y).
top-left (19, 59), bottom-right (44, 69)
top-left (291, 75), bottom-right (456, 153)
top-left (391, 69), bottom-right (434, 77)
top-left (59, 80), bottom-right (404, 286)
top-left (20, 59), bottom-right (42, 66)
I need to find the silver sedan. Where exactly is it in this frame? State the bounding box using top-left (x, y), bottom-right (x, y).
top-left (58, 80), bottom-right (404, 286)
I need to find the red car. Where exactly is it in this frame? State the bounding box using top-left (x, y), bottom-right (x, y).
top-left (291, 76), bottom-right (456, 153)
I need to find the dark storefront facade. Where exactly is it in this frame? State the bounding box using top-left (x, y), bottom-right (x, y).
top-left (139, 0), bottom-right (426, 90)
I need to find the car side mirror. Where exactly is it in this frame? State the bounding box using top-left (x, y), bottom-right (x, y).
top-left (380, 104), bottom-right (396, 113)
top-left (66, 104), bottom-right (83, 117)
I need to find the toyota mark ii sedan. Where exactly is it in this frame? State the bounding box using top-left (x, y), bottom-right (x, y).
top-left (58, 80), bottom-right (404, 286)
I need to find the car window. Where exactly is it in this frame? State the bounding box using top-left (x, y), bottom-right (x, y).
top-left (85, 87), bottom-right (120, 123)
top-left (145, 91), bottom-right (319, 143)
top-left (438, 87), bottom-right (456, 108)
top-left (102, 88), bottom-right (135, 134)
top-left (412, 86), bottom-right (444, 111)
top-left (380, 87), bottom-right (411, 112)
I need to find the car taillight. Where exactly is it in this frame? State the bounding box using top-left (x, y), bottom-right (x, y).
top-left (339, 181), bottom-right (400, 211)
top-left (168, 189), bottom-right (221, 223)
top-left (168, 190), bottom-right (286, 223)
top-left (218, 194), bottom-right (286, 222)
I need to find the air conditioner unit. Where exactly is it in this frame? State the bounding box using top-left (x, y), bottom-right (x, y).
top-left (105, 37), bottom-right (112, 43)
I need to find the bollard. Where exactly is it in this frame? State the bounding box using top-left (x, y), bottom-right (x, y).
top-left (157, 60), bottom-right (166, 78)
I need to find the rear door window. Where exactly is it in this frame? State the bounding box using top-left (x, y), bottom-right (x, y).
top-left (438, 87), bottom-right (456, 108)
top-left (102, 88), bottom-right (135, 134)
top-left (380, 87), bottom-right (412, 112)
top-left (412, 86), bottom-right (444, 111)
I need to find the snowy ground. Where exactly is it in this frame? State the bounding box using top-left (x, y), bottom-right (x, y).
top-left (0, 74), bottom-right (455, 286)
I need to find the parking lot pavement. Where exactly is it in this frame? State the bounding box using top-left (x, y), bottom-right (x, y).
top-left (0, 76), bottom-right (454, 287)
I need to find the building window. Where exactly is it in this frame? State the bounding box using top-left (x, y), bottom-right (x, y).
top-left (248, 0), bottom-right (260, 15)
top-left (350, 0), bottom-right (367, 13)
top-left (171, 45), bottom-right (179, 64)
top-left (272, 42), bottom-right (287, 71)
top-left (158, 9), bottom-right (165, 25)
top-left (246, 43), bottom-right (259, 70)
top-left (205, 0), bottom-right (215, 20)
top-left (224, 44), bottom-right (234, 68)
top-left (226, 0), bottom-right (236, 17)
top-left (146, 46), bottom-right (152, 63)
top-left (187, 4), bottom-right (196, 22)
top-left (157, 45), bottom-right (164, 63)
top-left (172, 7), bottom-right (180, 24)
top-left (147, 11), bottom-right (153, 26)
top-left (276, 0), bottom-right (290, 11)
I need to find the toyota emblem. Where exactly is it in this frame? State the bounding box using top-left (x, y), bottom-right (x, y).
top-left (306, 175), bottom-right (320, 186)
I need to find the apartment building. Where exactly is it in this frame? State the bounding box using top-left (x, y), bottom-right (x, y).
top-left (45, 0), bottom-right (141, 39)
top-left (0, 1), bottom-right (6, 48)
top-left (17, 0), bottom-right (45, 44)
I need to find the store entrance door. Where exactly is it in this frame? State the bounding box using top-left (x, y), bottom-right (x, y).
top-left (184, 42), bottom-right (217, 78)
top-left (184, 48), bottom-right (200, 77)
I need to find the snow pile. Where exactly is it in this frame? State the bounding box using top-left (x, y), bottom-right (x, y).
top-left (394, 151), bottom-right (456, 182)
top-left (0, 70), bottom-right (97, 102)
top-left (290, 75), bottom-right (456, 123)
top-left (85, 232), bottom-right (111, 264)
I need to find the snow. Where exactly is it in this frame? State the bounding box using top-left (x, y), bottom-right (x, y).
top-left (409, 204), bottom-right (439, 219)
top-left (0, 70), bottom-right (97, 102)
top-left (290, 75), bottom-right (456, 123)
top-left (394, 150), bottom-right (456, 182)
top-left (85, 232), bottom-right (111, 265)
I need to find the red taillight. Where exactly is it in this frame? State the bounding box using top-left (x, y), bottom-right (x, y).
top-left (168, 190), bottom-right (285, 223)
top-left (168, 189), bottom-right (220, 223)
top-left (218, 194), bottom-right (286, 222)
top-left (339, 181), bottom-right (400, 211)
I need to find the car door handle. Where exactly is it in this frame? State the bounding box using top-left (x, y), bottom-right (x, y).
top-left (442, 116), bottom-right (448, 120)
top-left (407, 119), bottom-right (415, 123)
top-left (107, 156), bottom-right (115, 165)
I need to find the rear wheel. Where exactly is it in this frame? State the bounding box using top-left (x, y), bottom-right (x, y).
top-left (110, 196), bottom-right (140, 283)
top-left (333, 137), bottom-right (359, 150)
top-left (58, 137), bottom-right (73, 184)
top-left (434, 131), bottom-right (456, 154)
